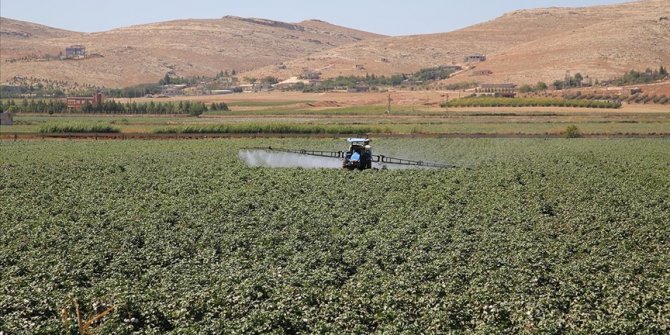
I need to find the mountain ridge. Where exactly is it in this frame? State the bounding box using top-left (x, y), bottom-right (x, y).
top-left (1, 0), bottom-right (668, 88)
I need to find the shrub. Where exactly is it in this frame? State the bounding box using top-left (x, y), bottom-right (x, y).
top-left (39, 123), bottom-right (120, 133)
top-left (563, 125), bottom-right (581, 138)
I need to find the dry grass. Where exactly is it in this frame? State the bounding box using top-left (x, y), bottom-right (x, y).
top-left (2, 1), bottom-right (668, 88)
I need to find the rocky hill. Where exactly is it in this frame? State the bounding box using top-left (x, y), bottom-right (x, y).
top-left (0, 16), bottom-right (384, 87)
top-left (1, 0), bottom-right (668, 88)
top-left (245, 0), bottom-right (670, 85)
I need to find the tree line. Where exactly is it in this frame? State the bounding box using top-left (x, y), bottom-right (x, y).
top-left (0, 99), bottom-right (228, 116)
top-left (612, 67), bottom-right (668, 86)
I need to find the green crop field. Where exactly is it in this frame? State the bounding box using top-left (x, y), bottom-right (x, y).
top-left (1, 138), bottom-right (669, 334)
top-left (3, 110), bottom-right (670, 136)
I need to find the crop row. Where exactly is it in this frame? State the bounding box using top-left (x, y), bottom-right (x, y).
top-left (152, 124), bottom-right (383, 134)
top-left (443, 97), bottom-right (622, 108)
top-left (38, 123), bottom-right (120, 133)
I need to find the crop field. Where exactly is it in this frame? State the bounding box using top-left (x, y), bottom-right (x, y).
top-left (3, 109), bottom-right (670, 136)
top-left (1, 138), bottom-right (669, 334)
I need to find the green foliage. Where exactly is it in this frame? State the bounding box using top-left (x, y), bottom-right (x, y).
top-left (107, 83), bottom-right (162, 98)
top-left (441, 81), bottom-right (478, 91)
top-left (159, 74), bottom-right (200, 86)
top-left (210, 102), bottom-right (229, 111)
top-left (8, 99), bottom-right (218, 115)
top-left (291, 66), bottom-right (459, 92)
top-left (518, 84), bottom-right (533, 93)
top-left (38, 123), bottom-right (120, 133)
top-left (563, 125), bottom-right (581, 138)
top-left (1, 138), bottom-right (669, 333)
top-left (553, 80), bottom-right (564, 90)
top-left (612, 67), bottom-right (668, 86)
top-left (153, 124), bottom-right (378, 134)
top-left (442, 97), bottom-right (621, 109)
top-left (412, 66), bottom-right (458, 81)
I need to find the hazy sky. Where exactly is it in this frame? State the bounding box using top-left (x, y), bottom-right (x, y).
top-left (1, 0), bottom-right (631, 36)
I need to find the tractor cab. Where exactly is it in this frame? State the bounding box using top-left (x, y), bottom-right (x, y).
top-left (343, 138), bottom-right (372, 170)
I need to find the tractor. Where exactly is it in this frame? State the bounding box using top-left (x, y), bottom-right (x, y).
top-left (243, 137), bottom-right (457, 170)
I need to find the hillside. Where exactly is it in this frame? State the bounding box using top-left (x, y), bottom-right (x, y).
top-left (244, 0), bottom-right (670, 85)
top-left (0, 16), bottom-right (384, 87)
top-left (0, 17), bottom-right (77, 39)
top-left (1, 0), bottom-right (668, 88)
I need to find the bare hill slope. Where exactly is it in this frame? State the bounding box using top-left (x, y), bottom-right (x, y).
top-left (245, 0), bottom-right (669, 85)
top-left (0, 16), bottom-right (383, 87)
top-left (1, 0), bottom-right (668, 88)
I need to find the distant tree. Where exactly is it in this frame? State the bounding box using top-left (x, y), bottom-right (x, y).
top-left (82, 102), bottom-right (94, 113)
top-left (574, 73), bottom-right (583, 87)
top-left (563, 125), bottom-right (581, 138)
top-left (518, 84), bottom-right (534, 93)
top-left (160, 73), bottom-right (171, 85)
top-left (553, 80), bottom-right (564, 90)
top-left (536, 82), bottom-right (548, 91)
top-left (211, 102), bottom-right (229, 111)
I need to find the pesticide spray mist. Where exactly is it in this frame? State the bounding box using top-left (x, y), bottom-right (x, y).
top-left (238, 150), bottom-right (342, 169)
top-left (238, 150), bottom-right (435, 170)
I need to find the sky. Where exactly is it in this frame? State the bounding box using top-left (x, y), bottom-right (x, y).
top-left (1, 0), bottom-right (631, 36)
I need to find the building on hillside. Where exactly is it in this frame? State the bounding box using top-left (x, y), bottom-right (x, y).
top-left (0, 111), bottom-right (13, 125)
top-left (464, 54), bottom-right (486, 62)
top-left (476, 83), bottom-right (517, 97)
top-left (355, 64), bottom-right (366, 71)
top-left (162, 84), bottom-right (186, 96)
top-left (65, 45), bottom-right (86, 59)
top-left (348, 85), bottom-right (370, 93)
top-left (67, 92), bottom-right (104, 110)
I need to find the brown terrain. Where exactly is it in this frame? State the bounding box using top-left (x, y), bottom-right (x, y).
top-left (247, 0), bottom-right (670, 85)
top-left (0, 0), bottom-right (668, 88)
top-left (0, 17), bottom-right (383, 87)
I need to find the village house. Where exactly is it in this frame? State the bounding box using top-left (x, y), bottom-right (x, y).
top-left (476, 83), bottom-right (517, 97)
top-left (67, 92), bottom-right (104, 110)
top-left (347, 85), bottom-right (370, 93)
top-left (161, 84), bottom-right (187, 96)
top-left (65, 45), bottom-right (86, 59)
top-left (464, 54), bottom-right (487, 62)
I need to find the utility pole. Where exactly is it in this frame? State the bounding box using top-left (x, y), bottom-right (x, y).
top-left (386, 93), bottom-right (392, 115)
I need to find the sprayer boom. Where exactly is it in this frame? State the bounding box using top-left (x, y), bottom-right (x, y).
top-left (246, 144), bottom-right (458, 170)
